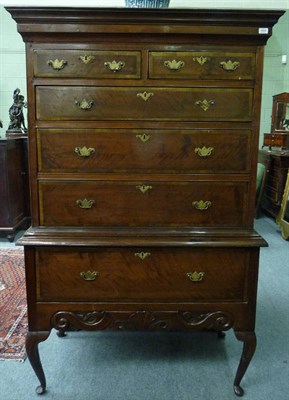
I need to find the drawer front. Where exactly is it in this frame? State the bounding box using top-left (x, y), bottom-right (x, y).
top-left (268, 169), bottom-right (282, 191)
top-left (264, 187), bottom-right (279, 204)
top-left (38, 180), bottom-right (248, 227)
top-left (36, 86), bottom-right (253, 122)
top-left (263, 134), bottom-right (279, 147)
top-left (37, 128), bottom-right (251, 173)
top-left (263, 134), bottom-right (276, 147)
top-left (263, 134), bottom-right (288, 147)
top-left (36, 247), bottom-right (249, 302)
top-left (149, 51), bottom-right (255, 80)
top-left (34, 50), bottom-right (141, 79)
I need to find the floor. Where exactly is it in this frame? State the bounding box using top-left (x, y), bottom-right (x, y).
top-left (0, 230), bottom-right (26, 248)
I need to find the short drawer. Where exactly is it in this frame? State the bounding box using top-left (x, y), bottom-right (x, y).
top-left (37, 128), bottom-right (251, 173)
top-left (264, 188), bottom-right (279, 205)
top-left (35, 247), bottom-right (250, 302)
top-left (33, 50), bottom-right (141, 79)
top-left (149, 51), bottom-right (255, 80)
top-left (264, 176), bottom-right (280, 201)
top-left (38, 180), bottom-right (248, 227)
top-left (36, 86), bottom-right (253, 122)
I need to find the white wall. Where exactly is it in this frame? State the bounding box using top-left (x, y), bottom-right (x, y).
top-left (261, 11), bottom-right (289, 139)
top-left (0, 5), bottom-right (26, 134)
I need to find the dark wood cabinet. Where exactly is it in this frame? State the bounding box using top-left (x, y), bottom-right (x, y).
top-left (259, 149), bottom-right (289, 217)
top-left (7, 6), bottom-right (283, 397)
top-left (262, 92), bottom-right (289, 150)
top-left (0, 138), bottom-right (30, 241)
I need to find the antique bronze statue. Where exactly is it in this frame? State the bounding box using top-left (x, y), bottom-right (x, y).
top-left (7, 88), bottom-right (28, 134)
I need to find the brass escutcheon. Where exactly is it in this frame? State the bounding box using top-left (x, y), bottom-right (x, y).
top-left (47, 59), bottom-right (67, 71)
top-left (136, 133), bottom-right (151, 143)
top-left (194, 146), bottom-right (214, 157)
top-left (80, 271), bottom-right (99, 281)
top-left (76, 199), bottom-right (95, 209)
top-left (220, 60), bottom-right (240, 71)
top-left (134, 252), bottom-right (151, 260)
top-left (136, 184), bottom-right (153, 194)
top-left (193, 56), bottom-right (209, 65)
top-left (195, 99), bottom-right (215, 112)
top-left (186, 271), bottom-right (205, 282)
top-left (164, 59), bottom-right (185, 70)
top-left (192, 200), bottom-right (212, 211)
top-left (137, 91), bottom-right (154, 102)
top-left (75, 99), bottom-right (94, 110)
top-left (75, 146), bottom-right (95, 157)
top-left (104, 60), bottom-right (125, 72)
top-left (79, 55), bottom-right (96, 64)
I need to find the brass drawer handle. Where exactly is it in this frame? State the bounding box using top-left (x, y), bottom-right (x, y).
top-left (186, 271), bottom-right (205, 282)
top-left (164, 59), bottom-right (185, 70)
top-left (136, 133), bottom-right (151, 143)
top-left (76, 199), bottom-right (95, 209)
top-left (47, 59), bottom-right (67, 71)
top-left (136, 184), bottom-right (153, 194)
top-left (80, 271), bottom-right (99, 281)
top-left (194, 146), bottom-right (214, 157)
top-left (137, 91), bottom-right (154, 102)
top-left (75, 146), bottom-right (95, 157)
top-left (192, 200), bottom-right (212, 211)
top-left (220, 60), bottom-right (240, 71)
top-left (79, 55), bottom-right (96, 64)
top-left (193, 56), bottom-right (209, 65)
top-left (135, 252), bottom-right (151, 260)
top-left (195, 100), bottom-right (215, 112)
top-left (75, 99), bottom-right (94, 110)
top-left (104, 60), bottom-right (125, 72)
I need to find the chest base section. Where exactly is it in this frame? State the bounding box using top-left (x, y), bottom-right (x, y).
top-left (21, 228), bottom-right (265, 397)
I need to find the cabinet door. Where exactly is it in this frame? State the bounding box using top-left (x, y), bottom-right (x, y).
top-left (0, 140), bottom-right (26, 228)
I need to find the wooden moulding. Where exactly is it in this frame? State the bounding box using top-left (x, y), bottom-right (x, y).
top-left (18, 226), bottom-right (267, 248)
top-left (6, 7), bottom-right (284, 45)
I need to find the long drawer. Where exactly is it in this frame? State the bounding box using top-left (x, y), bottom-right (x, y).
top-left (33, 50), bottom-right (141, 79)
top-left (35, 247), bottom-right (249, 302)
top-left (38, 180), bottom-right (248, 227)
top-left (36, 86), bottom-right (253, 121)
top-left (149, 51), bottom-right (255, 80)
top-left (37, 128), bottom-right (251, 173)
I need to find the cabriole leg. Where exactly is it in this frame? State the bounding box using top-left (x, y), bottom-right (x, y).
top-left (233, 331), bottom-right (257, 396)
top-left (56, 329), bottom-right (66, 337)
top-left (26, 331), bottom-right (50, 395)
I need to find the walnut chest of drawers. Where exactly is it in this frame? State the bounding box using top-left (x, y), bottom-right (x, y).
top-left (7, 6), bottom-right (283, 397)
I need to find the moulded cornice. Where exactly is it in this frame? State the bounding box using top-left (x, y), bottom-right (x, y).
top-left (5, 7), bottom-right (285, 46)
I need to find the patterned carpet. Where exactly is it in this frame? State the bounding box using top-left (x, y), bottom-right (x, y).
top-left (0, 248), bottom-right (27, 361)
